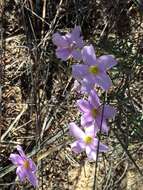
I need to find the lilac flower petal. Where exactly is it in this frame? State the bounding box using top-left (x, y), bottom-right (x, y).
top-left (72, 64), bottom-right (88, 79)
top-left (88, 90), bottom-right (101, 108)
top-left (85, 125), bottom-right (97, 137)
top-left (71, 26), bottom-right (81, 40)
top-left (80, 78), bottom-right (94, 94)
top-left (103, 105), bottom-right (116, 119)
top-left (81, 113), bottom-right (93, 126)
top-left (76, 99), bottom-right (91, 113)
top-left (96, 118), bottom-right (109, 134)
top-left (70, 26), bottom-right (84, 48)
top-left (9, 154), bottom-right (24, 165)
top-left (71, 140), bottom-right (85, 154)
top-left (56, 48), bottom-right (70, 61)
top-left (91, 139), bottom-right (108, 153)
top-left (66, 29), bottom-right (82, 48)
top-left (98, 142), bottom-right (108, 152)
top-left (26, 169), bottom-right (38, 187)
top-left (29, 159), bottom-right (37, 172)
top-left (94, 72), bottom-right (112, 90)
top-left (65, 33), bottom-right (72, 43)
top-left (16, 145), bottom-right (26, 159)
top-left (85, 74), bottom-right (98, 85)
top-left (76, 37), bottom-right (84, 48)
top-left (89, 138), bottom-right (98, 150)
top-left (69, 122), bottom-right (85, 139)
top-left (16, 166), bottom-right (27, 182)
top-left (52, 33), bottom-right (69, 47)
top-left (82, 45), bottom-right (96, 65)
top-left (71, 49), bottom-right (82, 61)
top-left (97, 55), bottom-right (117, 71)
top-left (85, 146), bottom-right (97, 160)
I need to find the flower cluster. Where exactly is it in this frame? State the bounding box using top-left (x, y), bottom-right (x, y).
top-left (53, 26), bottom-right (117, 161)
top-left (9, 26), bottom-right (117, 188)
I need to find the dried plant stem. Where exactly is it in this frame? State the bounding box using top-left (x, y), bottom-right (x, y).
top-left (41, 0), bottom-right (47, 38)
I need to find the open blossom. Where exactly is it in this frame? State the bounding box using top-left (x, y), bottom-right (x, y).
top-left (9, 145), bottom-right (38, 187)
top-left (72, 45), bottom-right (117, 91)
top-left (69, 122), bottom-right (108, 160)
top-left (52, 26), bottom-right (84, 61)
top-left (76, 90), bottom-right (116, 134)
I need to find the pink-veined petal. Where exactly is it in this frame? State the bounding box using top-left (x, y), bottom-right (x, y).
top-left (69, 122), bottom-right (85, 139)
top-left (82, 45), bottom-right (96, 65)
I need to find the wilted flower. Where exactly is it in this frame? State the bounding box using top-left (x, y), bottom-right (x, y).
top-left (72, 45), bottom-right (117, 91)
top-left (52, 26), bottom-right (84, 61)
top-left (72, 80), bottom-right (81, 93)
top-left (69, 122), bottom-right (108, 160)
top-left (9, 145), bottom-right (38, 187)
top-left (72, 78), bottom-right (94, 94)
top-left (76, 90), bottom-right (116, 134)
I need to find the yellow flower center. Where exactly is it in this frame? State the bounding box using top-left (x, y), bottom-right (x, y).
top-left (89, 66), bottom-right (99, 75)
top-left (23, 160), bottom-right (30, 169)
top-left (91, 108), bottom-right (98, 118)
top-left (84, 136), bottom-right (93, 144)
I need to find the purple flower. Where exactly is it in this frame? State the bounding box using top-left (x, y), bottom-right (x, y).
top-left (69, 122), bottom-right (108, 160)
top-left (52, 26), bottom-right (84, 61)
top-left (9, 145), bottom-right (38, 187)
top-left (77, 90), bottom-right (116, 134)
top-left (72, 45), bottom-right (117, 91)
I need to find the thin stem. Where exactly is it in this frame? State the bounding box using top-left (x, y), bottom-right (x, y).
top-left (93, 91), bottom-right (106, 190)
